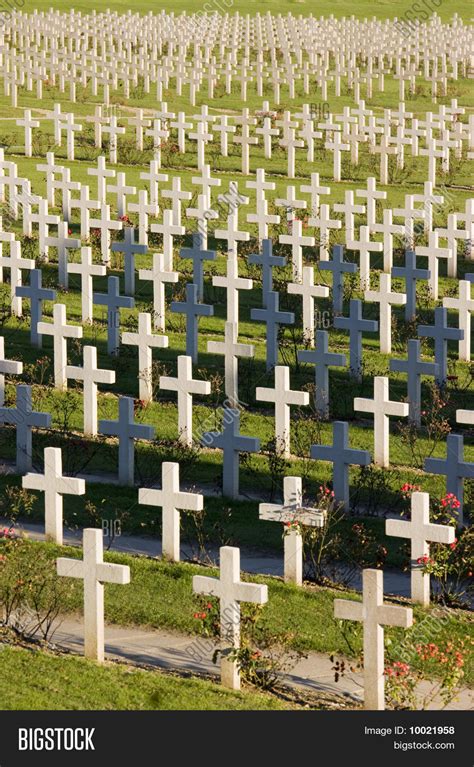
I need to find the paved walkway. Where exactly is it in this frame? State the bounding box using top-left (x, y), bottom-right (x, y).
top-left (50, 615), bottom-right (473, 711)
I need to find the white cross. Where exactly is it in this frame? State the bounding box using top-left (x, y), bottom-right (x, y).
top-left (279, 218), bottom-right (314, 283)
top-left (212, 256), bottom-right (252, 326)
top-left (333, 190), bottom-right (366, 242)
top-left (87, 156), bottom-right (116, 205)
top-left (207, 321), bottom-right (254, 406)
top-left (348, 225), bottom-right (383, 290)
top-left (23, 446), bottom-right (85, 545)
top-left (334, 569), bottom-right (412, 710)
top-left (386, 491), bottom-right (455, 606)
top-left (37, 303), bottom-right (83, 390)
top-left (138, 252), bottom-right (178, 331)
top-left (193, 546), bottom-right (268, 690)
top-left (355, 177), bottom-right (386, 232)
top-left (159, 355), bottom-right (210, 445)
top-left (139, 462), bottom-right (203, 562)
top-left (308, 204), bottom-right (341, 261)
top-left (70, 184), bottom-right (100, 239)
top-left (443, 279), bottom-right (474, 361)
top-left (288, 266), bottom-right (329, 346)
top-left (161, 176), bottom-right (192, 227)
top-left (65, 345), bottom-right (115, 436)
top-left (354, 376), bottom-right (409, 467)
top-left (67, 246), bottom-right (106, 323)
top-left (16, 109), bottom-right (39, 157)
top-left (57, 528), bottom-right (130, 661)
top-left (0, 335), bottom-right (22, 406)
top-left (107, 172), bottom-right (136, 218)
top-left (127, 108), bottom-right (151, 151)
top-left (364, 273), bottom-right (406, 354)
top-left (45, 221), bottom-right (81, 288)
top-left (122, 312), bottom-right (169, 403)
top-left (256, 365), bottom-right (309, 457)
top-left (415, 230), bottom-right (451, 300)
top-left (89, 202), bottom-right (123, 264)
top-left (140, 160), bottom-right (168, 211)
top-left (325, 130), bottom-right (350, 182)
top-left (259, 476), bottom-right (325, 585)
top-left (151, 209), bottom-right (185, 271)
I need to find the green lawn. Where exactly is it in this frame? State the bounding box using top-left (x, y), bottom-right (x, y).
top-left (0, 643), bottom-right (291, 710)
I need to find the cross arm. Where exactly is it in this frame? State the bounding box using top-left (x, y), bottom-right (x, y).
top-left (192, 574), bottom-right (221, 597)
top-left (96, 562), bottom-right (131, 585)
top-left (57, 557), bottom-right (85, 579)
top-left (378, 604), bottom-right (413, 628)
top-left (334, 597), bottom-right (363, 622)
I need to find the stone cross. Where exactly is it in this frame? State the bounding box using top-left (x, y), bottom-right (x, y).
top-left (373, 209), bottom-right (406, 273)
top-left (107, 172), bottom-right (136, 219)
top-left (279, 219), bottom-right (314, 283)
top-left (0, 336), bottom-right (22, 406)
top-left (15, 269), bottom-right (56, 348)
top-left (159, 355), bottom-right (211, 446)
top-left (389, 339), bottom-right (439, 426)
top-left (334, 569), bottom-right (412, 710)
top-left (201, 408), bottom-right (260, 499)
top-left (22, 446), bottom-right (85, 545)
top-left (333, 190), bottom-right (365, 242)
top-left (248, 239), bottom-right (286, 308)
top-left (102, 116), bottom-right (125, 164)
top-left (311, 421), bottom-right (371, 509)
top-left (392, 250), bottom-right (430, 321)
top-left (354, 376), bottom-right (409, 467)
top-left (256, 366), bottom-right (309, 457)
top-left (179, 233), bottom-right (216, 302)
top-left (319, 244), bottom-right (357, 315)
top-left (111, 228), bottom-right (147, 296)
top-left (212, 256), bottom-right (252, 326)
top-left (325, 130), bottom-right (350, 181)
top-left (161, 176), bottom-right (192, 227)
top-left (259, 476), bottom-right (325, 585)
top-left (0, 240), bottom-right (35, 317)
top-left (139, 462), bottom-right (204, 562)
top-left (67, 246), bottom-right (107, 323)
top-left (87, 156), bottom-right (116, 205)
top-left (98, 396), bottom-right (155, 486)
top-left (65, 345), bottom-right (115, 436)
top-left (89, 203), bottom-right (123, 265)
top-left (207, 321), bottom-right (254, 407)
top-left (425, 434), bottom-right (474, 525)
top-left (151, 209), bottom-right (185, 272)
top-left (170, 283), bottom-right (213, 364)
top-left (45, 221), bottom-right (81, 289)
top-left (418, 307), bottom-right (463, 387)
top-left (364, 273), bottom-right (406, 354)
top-left (298, 330), bottom-right (346, 418)
top-left (17, 109), bottom-right (39, 158)
top-left (348, 226), bottom-right (383, 290)
top-left (355, 177), bottom-right (386, 231)
top-left (386, 491), bottom-right (455, 606)
top-left (71, 184), bottom-right (100, 239)
top-left (334, 299), bottom-right (378, 381)
top-left (288, 266), bottom-right (329, 346)
top-left (251, 291), bottom-right (294, 372)
top-left (456, 407), bottom-right (473, 425)
top-left (309, 204), bottom-right (342, 261)
top-left (57, 528), bottom-right (130, 662)
top-left (122, 312), bottom-right (168, 404)
top-left (415, 231), bottom-right (451, 300)
top-left (0, 384), bottom-right (51, 474)
top-left (93, 275), bottom-right (135, 356)
top-left (138, 252), bottom-right (178, 332)
top-left (193, 546), bottom-right (268, 689)
top-left (443, 280), bottom-right (474, 361)
top-left (37, 303), bottom-right (83, 391)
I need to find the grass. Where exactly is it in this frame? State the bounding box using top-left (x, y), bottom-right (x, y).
top-left (0, 643), bottom-right (291, 710)
top-left (2, 538), bottom-right (472, 684)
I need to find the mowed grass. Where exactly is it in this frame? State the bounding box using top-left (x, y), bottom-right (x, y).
top-left (2, 539), bottom-right (472, 684)
top-left (0, 644), bottom-right (291, 710)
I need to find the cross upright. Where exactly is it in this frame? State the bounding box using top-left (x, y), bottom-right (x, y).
top-left (354, 376), bottom-right (409, 467)
top-left (324, 130), bottom-right (350, 181)
top-left (107, 172), bottom-right (136, 218)
top-left (138, 252), bottom-right (178, 332)
top-left (179, 233), bottom-right (216, 301)
top-left (334, 569), bottom-right (413, 710)
top-left (311, 420), bottom-right (371, 509)
top-left (364, 273), bottom-right (406, 354)
top-left (298, 329), bottom-right (346, 418)
top-left (65, 345), bottom-right (115, 436)
top-left (170, 283), bottom-right (213, 364)
top-left (139, 462), bottom-right (204, 562)
top-left (259, 476), bottom-right (325, 585)
top-left (251, 291), bottom-right (294, 372)
top-left (0, 384), bottom-right (51, 474)
top-left (0, 336), bottom-right (22, 406)
top-left (355, 177), bottom-right (387, 231)
top-left (212, 255), bottom-right (253, 326)
top-left (122, 312), bottom-right (168, 404)
top-left (45, 221), bottom-right (81, 289)
top-left (151, 209), bottom-right (185, 272)
top-left (22, 446), bottom-right (85, 545)
top-left (37, 303), bottom-right (83, 391)
top-left (372, 209), bottom-right (405, 273)
top-left (93, 275), bottom-right (135, 355)
top-left (392, 249), bottom-right (430, 321)
top-left (98, 396), bottom-right (155, 486)
top-left (308, 204), bottom-right (342, 261)
top-left (256, 366), bottom-right (309, 457)
top-left (334, 299), bottom-right (378, 381)
top-left (443, 280), bottom-right (474, 361)
top-left (300, 172), bottom-right (330, 216)
top-left (415, 231), bottom-right (451, 300)
top-left (390, 339), bottom-right (439, 426)
top-left (193, 546), bottom-right (268, 689)
top-left (248, 238), bottom-right (286, 308)
top-left (348, 225), bottom-right (383, 290)
top-left (159, 355), bottom-right (211, 445)
top-left (319, 244), bottom-right (357, 315)
top-left (207, 321), bottom-right (254, 407)
top-left (201, 408), bottom-right (260, 499)
top-left (288, 266), bottom-right (329, 346)
top-left (89, 202), bottom-right (123, 265)
top-left (333, 190), bottom-right (365, 241)
top-left (17, 109), bottom-right (40, 158)
top-left (424, 434), bottom-right (474, 525)
top-left (418, 307), bottom-right (463, 386)
top-left (87, 156), bottom-right (116, 205)
top-left (15, 269), bottom-right (56, 348)
top-left (111, 227), bottom-right (147, 296)
top-left (279, 218), bottom-right (314, 283)
top-left (161, 176), bottom-right (192, 227)
top-left (386, 491), bottom-right (455, 605)
top-left (0, 240), bottom-right (35, 317)
top-left (67, 246), bottom-right (106, 323)
top-left (57, 528), bottom-right (130, 662)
